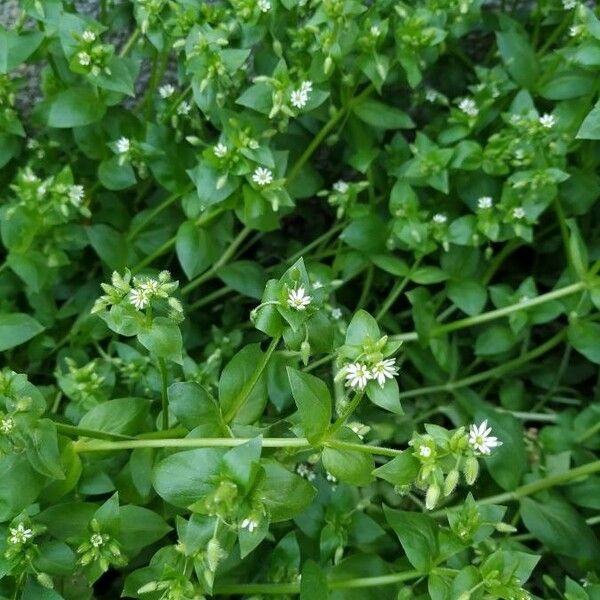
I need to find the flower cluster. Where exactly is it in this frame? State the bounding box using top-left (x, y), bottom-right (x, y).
top-left (71, 29), bottom-right (114, 77)
top-left (406, 421), bottom-right (503, 510)
top-left (344, 358), bottom-right (399, 390)
top-left (92, 269), bottom-right (183, 321)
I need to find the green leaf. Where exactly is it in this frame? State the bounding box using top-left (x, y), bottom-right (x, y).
top-left (118, 506), bottom-right (171, 554)
top-left (46, 87), bottom-right (107, 128)
top-left (322, 428), bottom-right (374, 486)
top-left (301, 560), bottom-right (329, 600)
top-left (373, 450), bottom-right (420, 486)
top-left (496, 25), bottom-right (539, 88)
top-left (0, 313), bottom-right (44, 351)
top-left (138, 317), bottom-right (183, 364)
top-left (0, 30), bottom-right (44, 72)
top-left (79, 398), bottom-right (150, 436)
top-left (286, 368), bottom-right (332, 443)
top-left (168, 381), bottom-right (226, 435)
top-left (98, 156), bottom-right (137, 190)
top-left (353, 98), bottom-right (414, 129)
top-left (366, 378), bottom-right (403, 414)
top-left (262, 462), bottom-right (316, 521)
top-left (568, 321), bottom-right (600, 364)
top-left (87, 224), bottom-right (130, 271)
top-left (0, 454), bottom-right (46, 521)
top-left (153, 448), bottom-right (225, 507)
top-left (219, 344), bottom-right (268, 424)
top-left (383, 506), bottom-right (438, 572)
top-left (474, 324), bottom-right (516, 356)
top-left (447, 280), bottom-right (487, 316)
top-left (24, 419), bottom-right (64, 480)
top-left (176, 221), bottom-right (211, 280)
top-left (577, 100), bottom-right (600, 140)
top-left (345, 309), bottom-right (380, 346)
top-left (520, 496), bottom-right (600, 560)
top-left (217, 260), bottom-right (268, 300)
top-left (341, 216), bottom-right (388, 254)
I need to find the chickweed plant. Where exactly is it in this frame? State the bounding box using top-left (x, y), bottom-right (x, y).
top-left (1, 0), bottom-right (600, 598)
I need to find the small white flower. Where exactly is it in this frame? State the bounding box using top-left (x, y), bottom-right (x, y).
top-left (562, 0), bottom-right (577, 8)
top-left (296, 463), bottom-right (316, 481)
top-left (0, 416), bottom-right (15, 434)
top-left (213, 143), bottom-right (228, 158)
top-left (8, 524), bottom-right (33, 545)
top-left (258, 0), bottom-right (271, 11)
top-left (326, 472), bottom-right (337, 483)
top-left (90, 533), bottom-right (105, 548)
top-left (82, 30), bottom-right (96, 42)
top-left (241, 518), bottom-right (259, 533)
top-left (371, 358), bottom-right (399, 387)
top-left (512, 207), bottom-right (526, 220)
top-left (425, 88), bottom-right (438, 103)
top-left (459, 97), bottom-right (479, 117)
top-left (287, 287), bottom-right (311, 310)
top-left (468, 420), bottom-right (502, 455)
top-left (177, 101), bottom-right (191, 115)
top-left (129, 288), bottom-right (150, 310)
top-left (300, 81), bottom-right (312, 95)
top-left (344, 363), bottom-right (372, 390)
top-left (432, 213), bottom-right (447, 224)
top-left (539, 113), bottom-right (556, 129)
top-left (569, 25), bottom-right (582, 37)
top-left (69, 185), bottom-right (85, 205)
top-left (331, 307), bottom-right (342, 320)
top-left (139, 278), bottom-right (161, 296)
top-left (477, 196), bottom-right (493, 210)
top-left (116, 137), bottom-right (130, 154)
top-left (252, 166), bottom-right (273, 186)
top-left (333, 180), bottom-right (349, 193)
top-left (349, 421), bottom-right (370, 439)
top-left (291, 89), bottom-right (308, 109)
top-left (312, 280), bottom-right (323, 290)
top-left (78, 51), bottom-right (91, 66)
top-left (419, 445), bottom-right (432, 458)
top-left (159, 84), bottom-right (176, 98)
top-left (370, 25), bottom-right (381, 37)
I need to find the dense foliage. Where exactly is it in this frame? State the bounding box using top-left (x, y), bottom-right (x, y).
top-left (2, 0), bottom-right (600, 598)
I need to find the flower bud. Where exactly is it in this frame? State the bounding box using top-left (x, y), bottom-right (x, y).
top-left (494, 522), bottom-right (517, 533)
top-left (425, 481), bottom-right (440, 510)
top-left (37, 573), bottom-right (54, 589)
top-left (443, 469), bottom-right (459, 497)
top-left (464, 456), bottom-right (479, 485)
top-left (300, 340), bottom-right (311, 366)
top-left (206, 538), bottom-right (224, 573)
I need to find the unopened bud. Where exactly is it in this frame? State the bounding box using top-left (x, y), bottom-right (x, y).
top-left (300, 340), bottom-right (311, 366)
top-left (443, 469), bottom-right (460, 497)
top-left (464, 456), bottom-right (479, 485)
top-left (494, 522), bottom-right (517, 533)
top-left (37, 573), bottom-right (54, 589)
top-left (324, 55), bottom-right (333, 74)
top-left (206, 538), bottom-right (223, 572)
top-left (425, 481), bottom-right (441, 510)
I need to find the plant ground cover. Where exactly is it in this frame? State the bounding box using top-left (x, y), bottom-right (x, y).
top-left (2, 0), bottom-right (600, 598)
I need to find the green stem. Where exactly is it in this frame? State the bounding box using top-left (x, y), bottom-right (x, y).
top-left (398, 329), bottom-right (566, 400)
top-left (286, 84), bottom-right (374, 184)
top-left (181, 227), bottom-right (251, 296)
top-left (329, 392), bottom-right (364, 437)
top-left (391, 281), bottom-right (592, 344)
top-left (158, 357), bottom-right (169, 430)
top-left (477, 459), bottom-right (600, 506)
top-left (55, 423), bottom-right (133, 441)
top-left (325, 439), bottom-right (402, 457)
top-left (127, 189), bottom-right (189, 241)
top-left (132, 207), bottom-right (226, 273)
top-left (223, 336), bottom-right (281, 423)
top-left (213, 570), bottom-right (421, 595)
top-left (376, 259), bottom-right (422, 321)
top-left (119, 28), bottom-right (141, 58)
